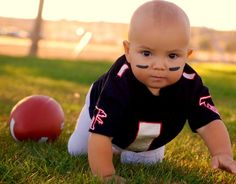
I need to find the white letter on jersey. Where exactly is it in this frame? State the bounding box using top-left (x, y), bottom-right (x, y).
top-left (127, 122), bottom-right (162, 152)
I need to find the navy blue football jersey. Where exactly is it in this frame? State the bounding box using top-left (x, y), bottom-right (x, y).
top-left (89, 55), bottom-right (221, 152)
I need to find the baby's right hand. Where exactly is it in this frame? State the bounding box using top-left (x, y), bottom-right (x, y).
top-left (103, 175), bottom-right (126, 184)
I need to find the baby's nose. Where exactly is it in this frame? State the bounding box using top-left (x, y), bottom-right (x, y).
top-left (151, 59), bottom-right (167, 71)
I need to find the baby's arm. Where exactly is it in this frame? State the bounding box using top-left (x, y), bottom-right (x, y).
top-left (88, 133), bottom-right (126, 183)
top-left (88, 133), bottom-right (115, 177)
top-left (197, 119), bottom-right (236, 174)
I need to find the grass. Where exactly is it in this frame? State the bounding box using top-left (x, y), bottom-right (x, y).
top-left (0, 55), bottom-right (236, 183)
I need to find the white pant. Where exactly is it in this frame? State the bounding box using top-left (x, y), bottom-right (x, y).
top-left (67, 86), bottom-right (165, 164)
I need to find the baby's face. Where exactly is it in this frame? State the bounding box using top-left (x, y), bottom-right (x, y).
top-left (124, 21), bottom-right (191, 96)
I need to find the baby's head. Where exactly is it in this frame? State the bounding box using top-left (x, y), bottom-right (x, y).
top-left (123, 0), bottom-right (192, 95)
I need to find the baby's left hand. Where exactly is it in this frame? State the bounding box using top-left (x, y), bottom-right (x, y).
top-left (211, 154), bottom-right (236, 174)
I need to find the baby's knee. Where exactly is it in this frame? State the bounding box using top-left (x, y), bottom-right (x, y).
top-left (67, 133), bottom-right (88, 156)
top-left (68, 142), bottom-right (87, 156)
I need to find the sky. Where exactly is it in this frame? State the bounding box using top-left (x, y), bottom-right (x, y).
top-left (0, 0), bottom-right (236, 31)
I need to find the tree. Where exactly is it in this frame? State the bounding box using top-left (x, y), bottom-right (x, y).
top-left (28, 0), bottom-right (44, 56)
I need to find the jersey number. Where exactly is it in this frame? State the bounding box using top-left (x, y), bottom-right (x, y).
top-left (127, 121), bottom-right (162, 152)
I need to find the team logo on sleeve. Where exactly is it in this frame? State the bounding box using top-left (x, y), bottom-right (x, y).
top-left (90, 106), bottom-right (107, 130)
top-left (199, 95), bottom-right (219, 115)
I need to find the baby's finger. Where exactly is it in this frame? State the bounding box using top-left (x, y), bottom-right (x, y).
top-left (211, 157), bottom-right (219, 169)
top-left (227, 161), bottom-right (236, 174)
top-left (218, 158), bottom-right (236, 174)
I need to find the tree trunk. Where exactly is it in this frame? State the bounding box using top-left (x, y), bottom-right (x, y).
top-left (28, 0), bottom-right (44, 57)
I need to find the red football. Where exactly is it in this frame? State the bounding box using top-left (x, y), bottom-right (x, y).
top-left (9, 95), bottom-right (64, 142)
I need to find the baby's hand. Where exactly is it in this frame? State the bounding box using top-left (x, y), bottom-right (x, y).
top-left (211, 154), bottom-right (236, 174)
top-left (103, 175), bottom-right (126, 184)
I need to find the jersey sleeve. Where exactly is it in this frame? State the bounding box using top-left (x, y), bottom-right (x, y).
top-left (187, 77), bottom-right (221, 132)
top-left (89, 66), bottom-right (130, 137)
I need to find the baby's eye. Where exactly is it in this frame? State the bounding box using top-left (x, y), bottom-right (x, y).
top-left (169, 53), bottom-right (178, 59)
top-left (142, 51), bottom-right (152, 57)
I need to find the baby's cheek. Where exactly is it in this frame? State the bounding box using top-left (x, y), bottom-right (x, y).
top-left (133, 67), bottom-right (145, 79)
top-left (169, 71), bottom-right (183, 83)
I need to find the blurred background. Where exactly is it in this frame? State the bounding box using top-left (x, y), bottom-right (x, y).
top-left (0, 0), bottom-right (236, 62)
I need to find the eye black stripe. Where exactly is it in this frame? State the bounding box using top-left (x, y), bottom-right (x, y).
top-left (136, 65), bottom-right (149, 69)
top-left (169, 66), bottom-right (180, 71)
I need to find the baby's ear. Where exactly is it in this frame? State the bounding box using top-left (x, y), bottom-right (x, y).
top-left (123, 40), bottom-right (130, 56)
top-left (187, 49), bottom-right (193, 57)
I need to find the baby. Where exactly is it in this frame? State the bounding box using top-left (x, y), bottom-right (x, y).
top-left (68, 0), bottom-right (236, 182)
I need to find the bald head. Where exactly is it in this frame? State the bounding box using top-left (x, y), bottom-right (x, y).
top-left (128, 0), bottom-right (190, 42)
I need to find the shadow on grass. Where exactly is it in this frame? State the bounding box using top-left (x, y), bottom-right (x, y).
top-left (114, 157), bottom-right (236, 184)
top-left (114, 160), bottom-right (214, 184)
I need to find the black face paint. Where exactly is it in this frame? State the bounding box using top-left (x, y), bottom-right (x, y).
top-left (136, 65), bottom-right (180, 71)
top-left (136, 64), bottom-right (149, 69)
top-left (169, 66), bottom-right (180, 71)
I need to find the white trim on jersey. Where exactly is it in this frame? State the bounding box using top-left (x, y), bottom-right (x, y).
top-left (183, 72), bottom-right (196, 80)
top-left (117, 64), bottom-right (129, 77)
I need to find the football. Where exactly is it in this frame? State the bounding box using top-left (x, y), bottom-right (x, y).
top-left (9, 95), bottom-right (64, 142)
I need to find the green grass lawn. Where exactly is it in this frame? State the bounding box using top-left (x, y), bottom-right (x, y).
top-left (0, 55), bottom-right (235, 184)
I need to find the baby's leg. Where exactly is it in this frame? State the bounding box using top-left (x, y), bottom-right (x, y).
top-left (68, 87), bottom-right (92, 155)
top-left (120, 146), bottom-right (165, 164)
